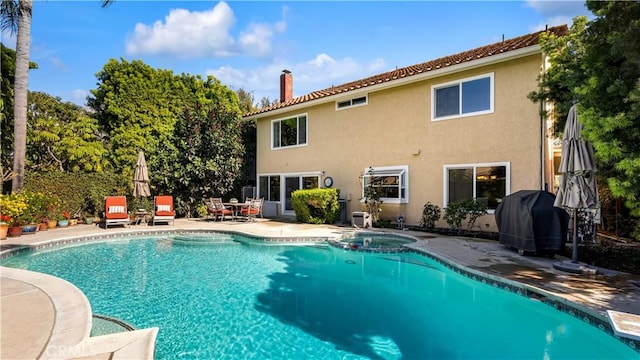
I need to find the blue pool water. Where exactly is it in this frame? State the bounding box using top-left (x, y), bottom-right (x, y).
top-left (1, 233), bottom-right (637, 359)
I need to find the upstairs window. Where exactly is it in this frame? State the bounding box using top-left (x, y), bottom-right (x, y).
top-left (432, 73), bottom-right (493, 121)
top-left (362, 165), bottom-right (409, 203)
top-left (336, 95), bottom-right (368, 110)
top-left (272, 114), bottom-right (307, 148)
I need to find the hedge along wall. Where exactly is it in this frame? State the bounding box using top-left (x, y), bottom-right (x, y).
top-left (24, 171), bottom-right (129, 217)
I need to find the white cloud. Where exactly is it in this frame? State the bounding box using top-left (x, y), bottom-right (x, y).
top-left (70, 89), bottom-right (89, 105)
top-left (207, 53), bottom-right (387, 102)
top-left (50, 57), bottom-right (69, 72)
top-left (525, 0), bottom-right (592, 31)
top-left (239, 23), bottom-right (274, 56)
top-left (525, 0), bottom-right (589, 16)
top-left (126, 1), bottom-right (287, 59)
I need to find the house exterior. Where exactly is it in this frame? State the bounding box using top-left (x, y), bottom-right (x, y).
top-left (243, 25), bottom-right (567, 230)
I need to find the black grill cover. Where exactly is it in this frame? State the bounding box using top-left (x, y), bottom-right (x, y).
top-left (495, 190), bottom-right (569, 253)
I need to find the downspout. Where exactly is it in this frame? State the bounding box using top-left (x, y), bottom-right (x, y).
top-left (540, 53), bottom-right (549, 191)
top-left (540, 97), bottom-right (546, 191)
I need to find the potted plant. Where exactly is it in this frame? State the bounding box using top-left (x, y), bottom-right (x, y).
top-left (0, 193), bottom-right (27, 237)
top-left (0, 215), bottom-right (10, 240)
top-left (31, 192), bottom-right (59, 231)
top-left (83, 212), bottom-right (94, 225)
top-left (57, 210), bottom-right (70, 227)
top-left (20, 213), bottom-right (38, 235)
top-left (38, 218), bottom-right (49, 231)
top-left (20, 191), bottom-right (43, 235)
top-left (360, 168), bottom-right (383, 225)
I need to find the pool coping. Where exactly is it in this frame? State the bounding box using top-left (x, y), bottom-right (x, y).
top-left (1, 227), bottom-right (638, 355)
top-left (0, 267), bottom-right (159, 359)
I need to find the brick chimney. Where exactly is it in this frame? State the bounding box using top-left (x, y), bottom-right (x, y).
top-left (280, 69), bottom-right (293, 102)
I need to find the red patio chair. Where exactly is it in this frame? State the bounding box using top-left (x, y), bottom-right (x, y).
top-left (153, 195), bottom-right (175, 225)
top-left (104, 196), bottom-right (130, 229)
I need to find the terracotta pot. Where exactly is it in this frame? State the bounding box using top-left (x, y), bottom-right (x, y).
top-left (48, 220), bottom-right (57, 229)
top-left (8, 226), bottom-right (22, 237)
top-left (0, 225), bottom-right (8, 240)
top-left (39, 222), bottom-right (49, 231)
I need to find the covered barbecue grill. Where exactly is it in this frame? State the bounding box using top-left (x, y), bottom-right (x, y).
top-left (495, 190), bottom-right (569, 255)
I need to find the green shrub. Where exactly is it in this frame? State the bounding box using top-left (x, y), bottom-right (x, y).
top-left (24, 171), bottom-right (128, 217)
top-left (420, 202), bottom-right (441, 230)
top-left (375, 218), bottom-right (393, 228)
top-left (579, 240), bottom-right (640, 274)
top-left (443, 198), bottom-right (487, 233)
top-left (463, 199), bottom-right (488, 230)
top-left (292, 188), bottom-right (340, 224)
top-left (196, 203), bottom-right (208, 218)
top-left (443, 201), bottom-right (467, 233)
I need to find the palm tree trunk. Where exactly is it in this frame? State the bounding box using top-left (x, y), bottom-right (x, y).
top-left (11, 0), bottom-right (32, 192)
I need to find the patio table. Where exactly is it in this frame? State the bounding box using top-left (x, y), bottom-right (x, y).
top-left (223, 202), bottom-right (249, 221)
top-left (132, 210), bottom-right (148, 225)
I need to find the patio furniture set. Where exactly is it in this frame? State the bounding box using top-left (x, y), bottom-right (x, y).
top-left (102, 196), bottom-right (263, 229)
top-left (103, 195), bottom-right (175, 229)
top-left (205, 198), bottom-right (264, 222)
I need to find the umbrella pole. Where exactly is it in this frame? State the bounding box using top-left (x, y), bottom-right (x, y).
top-left (572, 208), bottom-right (579, 263)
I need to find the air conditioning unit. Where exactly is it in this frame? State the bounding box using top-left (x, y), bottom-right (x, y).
top-left (242, 186), bottom-right (257, 202)
top-left (352, 211), bottom-right (372, 228)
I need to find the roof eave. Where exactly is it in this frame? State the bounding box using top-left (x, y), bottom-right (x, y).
top-left (243, 45), bottom-right (541, 121)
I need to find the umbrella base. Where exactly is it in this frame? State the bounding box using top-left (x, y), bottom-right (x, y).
top-left (553, 260), bottom-right (598, 275)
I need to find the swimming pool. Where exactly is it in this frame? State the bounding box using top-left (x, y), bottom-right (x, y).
top-left (1, 232), bottom-right (637, 359)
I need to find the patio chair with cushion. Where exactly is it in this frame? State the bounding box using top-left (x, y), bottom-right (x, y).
top-left (210, 198), bottom-right (233, 221)
top-left (240, 198), bottom-right (263, 221)
top-left (104, 196), bottom-right (131, 229)
top-left (152, 195), bottom-right (175, 225)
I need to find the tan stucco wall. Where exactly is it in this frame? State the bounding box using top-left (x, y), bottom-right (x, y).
top-left (255, 54), bottom-right (551, 230)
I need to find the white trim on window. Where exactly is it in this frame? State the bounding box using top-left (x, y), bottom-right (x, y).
top-left (431, 72), bottom-right (494, 121)
top-left (442, 162), bottom-right (510, 213)
top-left (336, 95), bottom-right (368, 111)
top-left (271, 113), bottom-right (308, 150)
top-left (362, 165), bottom-right (409, 204)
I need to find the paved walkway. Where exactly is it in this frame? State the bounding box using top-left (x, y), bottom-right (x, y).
top-left (1, 218), bottom-right (639, 359)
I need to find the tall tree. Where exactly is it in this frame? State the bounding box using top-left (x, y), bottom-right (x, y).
top-left (1, 43), bottom-right (18, 180)
top-left (529, 1), bottom-right (640, 237)
top-left (236, 88), bottom-right (256, 114)
top-left (3, 0), bottom-right (32, 192)
top-left (580, 1), bottom-right (640, 231)
top-left (89, 58), bottom-right (192, 181)
top-left (163, 76), bottom-right (245, 215)
top-left (1, 0), bottom-right (113, 192)
top-left (27, 92), bottom-right (106, 172)
top-left (259, 96), bottom-right (274, 109)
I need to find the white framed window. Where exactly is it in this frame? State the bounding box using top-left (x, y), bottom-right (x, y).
top-left (443, 162), bottom-right (509, 212)
top-left (362, 165), bottom-right (409, 204)
top-left (432, 73), bottom-right (494, 121)
top-left (272, 113), bottom-right (307, 149)
top-left (258, 175), bottom-right (281, 202)
top-left (336, 95), bottom-right (368, 110)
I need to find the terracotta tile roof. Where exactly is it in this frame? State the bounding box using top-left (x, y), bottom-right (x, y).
top-left (244, 25), bottom-right (568, 118)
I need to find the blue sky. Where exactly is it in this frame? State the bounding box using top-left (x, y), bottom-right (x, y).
top-left (1, 1), bottom-right (591, 106)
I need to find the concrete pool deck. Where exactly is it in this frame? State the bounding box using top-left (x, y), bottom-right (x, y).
top-left (1, 217), bottom-right (639, 358)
